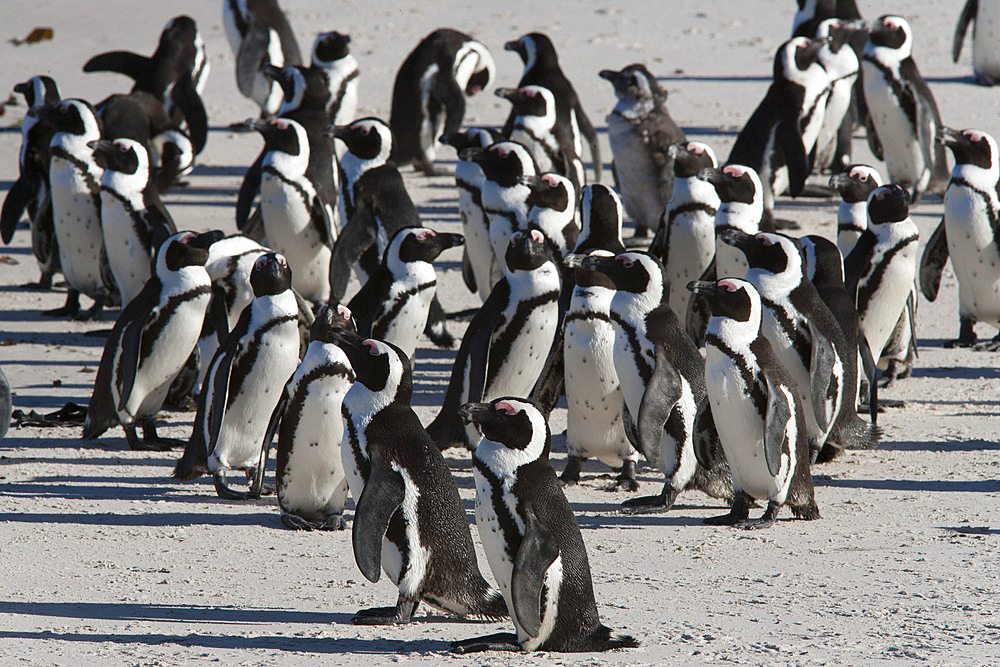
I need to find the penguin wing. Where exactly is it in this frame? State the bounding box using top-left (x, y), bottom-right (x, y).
top-left (352, 454), bottom-right (405, 584)
top-left (347, 267), bottom-right (391, 338)
top-left (918, 218), bottom-right (949, 302)
top-left (531, 330), bottom-right (564, 417)
top-left (1, 176), bottom-right (38, 244)
top-left (572, 101), bottom-right (602, 181)
top-left (460, 249), bottom-right (477, 293)
top-left (237, 153), bottom-right (265, 230)
top-left (776, 119), bottom-right (809, 197)
top-left (953, 0), bottom-right (977, 63)
top-left (902, 66), bottom-right (941, 173)
top-left (207, 284), bottom-right (232, 345)
top-left (464, 285), bottom-right (509, 403)
top-left (260, 387), bottom-right (287, 470)
top-left (114, 281), bottom-right (161, 411)
top-left (762, 370), bottom-right (793, 477)
top-left (207, 309), bottom-right (252, 451)
top-left (142, 189), bottom-right (177, 250)
top-left (329, 203), bottom-right (378, 302)
top-left (432, 70), bottom-right (467, 136)
top-left (693, 397), bottom-right (724, 470)
top-left (510, 505), bottom-right (560, 639)
top-left (620, 399), bottom-right (640, 452)
top-left (635, 340), bottom-right (682, 469)
top-left (806, 323), bottom-right (839, 434)
top-left (83, 50), bottom-right (151, 84)
top-left (685, 256), bottom-right (716, 344)
top-left (170, 72), bottom-right (208, 155)
top-left (311, 194), bottom-right (335, 249)
top-left (858, 327), bottom-right (879, 424)
top-left (864, 113), bottom-right (884, 161)
top-left (236, 21), bottom-right (271, 98)
top-left (843, 231), bottom-right (876, 305)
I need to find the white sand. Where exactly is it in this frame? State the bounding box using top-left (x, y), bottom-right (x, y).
top-left (1, 1), bottom-right (998, 664)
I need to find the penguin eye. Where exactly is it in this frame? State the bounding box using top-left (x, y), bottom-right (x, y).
top-left (118, 143), bottom-right (129, 152)
top-left (530, 230), bottom-right (545, 243)
top-left (495, 402), bottom-right (517, 415)
top-left (337, 304), bottom-right (352, 319)
top-left (722, 166), bottom-right (743, 178)
top-left (495, 148), bottom-right (508, 158)
top-left (357, 125), bottom-right (369, 135)
top-left (758, 235), bottom-right (775, 246)
top-left (619, 256), bottom-right (634, 268)
top-left (542, 175), bottom-right (557, 187)
top-left (719, 280), bottom-right (739, 292)
top-left (689, 143), bottom-right (702, 154)
top-left (364, 340), bottom-right (380, 356)
top-left (965, 131), bottom-right (981, 142)
top-left (416, 230), bottom-right (435, 241)
top-left (857, 173), bottom-right (868, 182)
top-left (524, 88), bottom-right (535, 97)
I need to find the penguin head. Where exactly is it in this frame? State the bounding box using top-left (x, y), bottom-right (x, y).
top-left (599, 64), bottom-right (666, 105)
top-left (463, 40), bottom-right (496, 96)
top-left (799, 235), bottom-right (844, 288)
top-left (867, 185), bottom-right (910, 225)
top-left (776, 37), bottom-right (824, 83)
top-left (310, 303), bottom-right (357, 343)
top-left (252, 117), bottom-right (306, 157)
top-left (153, 129), bottom-right (195, 178)
top-left (578, 184), bottom-right (625, 254)
top-left (698, 164), bottom-right (762, 207)
top-left (329, 331), bottom-right (411, 401)
top-left (688, 278), bottom-right (762, 337)
top-left (669, 142), bottom-right (718, 178)
top-left (494, 85), bottom-right (554, 120)
top-left (581, 251), bottom-right (664, 298)
top-left (440, 127), bottom-right (501, 153)
top-left (161, 15), bottom-right (197, 48)
top-left (522, 173), bottom-right (574, 215)
top-left (159, 230), bottom-right (221, 272)
top-left (504, 33), bottom-right (557, 72)
top-left (460, 398), bottom-right (550, 466)
top-left (565, 249), bottom-right (617, 290)
top-left (249, 252), bottom-right (293, 297)
top-left (312, 31), bottom-right (351, 64)
top-left (326, 118), bottom-right (392, 162)
top-left (720, 230), bottom-right (802, 281)
top-left (14, 75), bottom-right (60, 108)
top-left (33, 99), bottom-right (102, 141)
top-left (89, 138), bottom-right (147, 178)
top-left (815, 18), bottom-right (859, 56)
top-left (866, 15), bottom-right (912, 58)
top-left (388, 227), bottom-right (464, 267)
top-left (467, 141), bottom-right (537, 186)
top-left (505, 229), bottom-right (553, 272)
top-left (829, 164), bottom-right (883, 203)
top-left (938, 128), bottom-right (998, 172)
top-left (263, 65), bottom-right (309, 114)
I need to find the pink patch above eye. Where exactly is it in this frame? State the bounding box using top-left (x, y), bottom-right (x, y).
top-left (965, 130), bottom-right (983, 142)
top-left (757, 234), bottom-right (774, 246)
top-left (364, 340), bottom-right (379, 356)
top-left (416, 230), bottom-right (435, 241)
top-left (720, 280), bottom-right (739, 292)
top-left (542, 175), bottom-right (558, 186)
top-left (496, 148), bottom-right (508, 158)
top-left (689, 143), bottom-right (703, 154)
top-left (337, 304), bottom-right (351, 319)
top-left (496, 402), bottom-right (517, 415)
top-left (530, 230), bottom-right (544, 243)
top-left (357, 125), bottom-right (369, 135)
top-left (524, 89), bottom-right (536, 97)
top-left (511, 231), bottom-right (523, 243)
top-left (723, 165), bottom-right (743, 177)
top-left (619, 256), bottom-right (634, 268)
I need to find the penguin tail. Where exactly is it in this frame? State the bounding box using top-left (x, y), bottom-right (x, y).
top-left (172, 433), bottom-right (209, 480)
top-left (837, 414), bottom-right (882, 451)
top-left (591, 625), bottom-right (640, 651)
top-left (472, 589), bottom-right (509, 621)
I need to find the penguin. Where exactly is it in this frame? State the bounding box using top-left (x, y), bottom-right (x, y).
top-left (151, 129), bottom-right (196, 191)
top-left (91, 138), bottom-right (177, 307)
top-left (201, 252), bottom-right (301, 499)
top-left (451, 398), bottom-right (639, 654)
top-left (389, 28), bottom-right (496, 175)
top-left (496, 85), bottom-right (584, 190)
top-left (83, 15), bottom-right (208, 155)
top-left (687, 278), bottom-right (820, 528)
top-left (254, 117), bottom-right (336, 303)
top-left (521, 173), bottom-right (580, 267)
top-left (861, 15), bottom-right (949, 200)
top-left (504, 33), bottom-right (601, 181)
top-left (310, 31), bottom-right (360, 129)
top-left (828, 163), bottom-right (883, 257)
top-left (728, 37), bottom-right (828, 226)
top-left (581, 251), bottom-right (733, 512)
top-left (813, 19), bottom-right (861, 174)
top-left (332, 331), bottom-right (507, 625)
top-left (348, 227), bottom-right (464, 362)
top-left (271, 304), bottom-right (357, 530)
top-left (953, 0), bottom-right (1000, 86)
top-left (559, 185), bottom-right (638, 490)
top-left (224, 0), bottom-right (303, 117)
top-left (650, 141), bottom-right (720, 320)
top-left (34, 99), bottom-right (116, 320)
top-left (0, 366), bottom-right (10, 442)
top-left (1, 75), bottom-right (61, 289)
top-left (792, 0), bottom-right (863, 38)
top-left (427, 230), bottom-right (560, 451)
top-left (844, 184), bottom-right (920, 384)
top-left (440, 127), bottom-right (503, 300)
top-left (919, 128), bottom-right (1000, 349)
top-left (600, 64), bottom-right (686, 238)
top-left (83, 231), bottom-right (218, 450)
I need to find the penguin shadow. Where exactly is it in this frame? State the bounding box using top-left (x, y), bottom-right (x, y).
top-left (188, 164), bottom-right (250, 177)
top-left (0, 508), bottom-right (280, 527)
top-left (657, 74), bottom-right (772, 83)
top-left (0, 600), bottom-right (350, 626)
top-left (906, 365), bottom-right (1000, 381)
top-left (0, 312), bottom-right (111, 348)
top-left (924, 75), bottom-right (979, 85)
top-left (938, 525), bottom-right (1000, 536)
top-left (878, 439), bottom-right (1000, 453)
top-left (0, 243), bottom-right (32, 255)
top-left (814, 475), bottom-right (1000, 494)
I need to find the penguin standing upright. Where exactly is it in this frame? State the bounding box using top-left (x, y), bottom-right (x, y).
top-left (504, 33), bottom-right (601, 182)
top-left (728, 37), bottom-right (828, 226)
top-left (427, 230), bottom-right (560, 451)
top-left (650, 141), bottom-right (720, 320)
top-left (496, 86), bottom-right (584, 189)
top-left (333, 332), bottom-right (507, 625)
top-left (919, 128), bottom-right (1000, 349)
top-left (452, 398), bottom-right (639, 654)
top-left (861, 15), bottom-right (949, 200)
top-left (440, 127), bottom-right (502, 300)
top-left (389, 29), bottom-right (496, 175)
top-left (844, 184), bottom-right (920, 383)
top-left (271, 304), bottom-right (356, 530)
top-left (688, 278), bottom-right (820, 528)
top-left (521, 173), bottom-right (580, 267)
top-left (310, 31), bottom-right (359, 128)
top-left (600, 64), bottom-right (686, 238)
top-left (91, 138), bottom-right (177, 306)
top-left (83, 231), bottom-right (217, 450)
top-left (829, 163), bottom-right (883, 257)
top-left (348, 227), bottom-right (464, 362)
top-left (813, 19), bottom-right (861, 174)
top-left (953, 0), bottom-right (1000, 86)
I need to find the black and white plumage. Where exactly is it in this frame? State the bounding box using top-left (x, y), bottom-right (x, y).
top-left (428, 230), bottom-right (560, 451)
top-left (497, 85), bottom-right (584, 190)
top-left (333, 333), bottom-right (506, 625)
top-left (452, 398), bottom-right (639, 654)
top-left (829, 163), bottom-right (883, 257)
top-left (83, 231), bottom-right (217, 450)
top-left (953, 0), bottom-right (1000, 86)
top-left (861, 15), bottom-right (949, 200)
top-left (813, 19), bottom-right (861, 174)
top-left (270, 304), bottom-right (357, 531)
top-left (91, 138), bottom-right (177, 306)
top-left (521, 172), bottom-right (580, 267)
top-left (348, 227), bottom-right (464, 362)
top-left (0, 367), bottom-right (9, 442)
top-left (504, 33), bottom-right (601, 182)
top-left (920, 128), bottom-right (1000, 349)
top-left (792, 0), bottom-right (864, 38)
top-left (389, 29), bottom-right (496, 175)
top-left (310, 31), bottom-right (360, 129)
top-left (701, 164), bottom-right (769, 279)
top-left (600, 64), bottom-right (686, 238)
top-left (689, 278), bottom-right (820, 528)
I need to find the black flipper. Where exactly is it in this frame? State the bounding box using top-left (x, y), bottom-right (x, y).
top-left (510, 506), bottom-right (560, 639)
top-left (635, 342), bottom-right (682, 469)
top-left (207, 342), bottom-right (239, 456)
top-left (953, 0), bottom-right (977, 63)
top-left (531, 328), bottom-right (564, 417)
top-left (692, 397), bottom-right (721, 469)
top-left (115, 317), bottom-right (145, 413)
top-left (859, 330), bottom-right (878, 423)
top-left (1, 177), bottom-right (38, 244)
top-left (919, 218), bottom-right (948, 302)
top-left (434, 72), bottom-right (467, 138)
top-left (621, 400), bottom-right (639, 452)
top-left (686, 255), bottom-right (716, 344)
top-left (843, 231), bottom-right (877, 305)
top-left (237, 154), bottom-right (265, 230)
top-left (352, 458), bottom-right (406, 584)
top-left (171, 73), bottom-right (208, 155)
top-left (328, 207), bottom-right (378, 303)
top-left (573, 102), bottom-right (602, 181)
top-left (808, 326), bottom-right (839, 433)
top-left (312, 195), bottom-right (335, 249)
top-left (83, 50), bottom-right (150, 80)
top-left (236, 21), bottom-right (271, 99)
top-left (776, 119), bottom-right (809, 197)
top-left (461, 249), bottom-right (477, 293)
top-left (208, 285), bottom-right (231, 345)
top-left (251, 390), bottom-right (287, 497)
top-left (864, 114), bottom-right (884, 161)
top-left (762, 372), bottom-right (792, 477)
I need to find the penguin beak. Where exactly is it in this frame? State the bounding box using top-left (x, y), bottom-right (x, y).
top-left (503, 39), bottom-right (520, 52)
top-left (828, 171), bottom-right (851, 190)
top-left (262, 64), bottom-right (284, 80)
top-left (687, 280), bottom-right (721, 297)
top-left (88, 139), bottom-right (117, 168)
top-left (439, 131), bottom-right (462, 148)
top-left (563, 253), bottom-right (587, 269)
top-left (936, 126), bottom-right (962, 147)
top-left (493, 87), bottom-right (519, 101)
top-left (459, 402), bottom-right (495, 426)
top-left (324, 125), bottom-right (350, 140)
top-left (13, 81), bottom-right (29, 96)
top-left (580, 254), bottom-right (619, 276)
top-left (429, 232), bottom-right (465, 253)
top-left (460, 146), bottom-right (487, 163)
top-left (801, 39), bottom-right (824, 63)
top-left (517, 174), bottom-right (547, 191)
top-left (697, 167), bottom-right (723, 186)
top-left (667, 143), bottom-right (684, 160)
top-left (719, 228), bottom-right (755, 252)
top-left (189, 229), bottom-right (225, 250)
top-left (250, 118), bottom-right (273, 134)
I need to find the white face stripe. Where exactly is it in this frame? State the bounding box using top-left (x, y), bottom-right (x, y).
top-left (522, 36), bottom-right (537, 73)
top-left (474, 399), bottom-right (549, 479)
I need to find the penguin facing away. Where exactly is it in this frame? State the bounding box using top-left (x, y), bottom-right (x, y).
top-left (813, 19), bottom-right (862, 174)
top-left (225, 0), bottom-right (303, 117)
top-left (331, 331), bottom-right (508, 625)
top-left (688, 278), bottom-right (820, 528)
top-left (452, 398), bottom-right (639, 654)
top-left (310, 31), bottom-right (360, 127)
top-left (953, 0), bottom-right (1000, 86)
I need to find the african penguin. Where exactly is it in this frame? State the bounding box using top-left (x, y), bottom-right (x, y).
top-left (310, 31), bottom-right (360, 130)
top-left (600, 64), bottom-right (686, 238)
top-left (688, 278), bottom-right (820, 528)
top-left (792, 0), bottom-right (863, 38)
top-left (83, 230), bottom-right (218, 450)
top-left (389, 28), bottom-right (496, 175)
top-left (332, 331), bottom-right (507, 625)
top-left (452, 398), bottom-right (639, 654)
top-left (829, 163), bottom-right (883, 257)
top-left (521, 172), bottom-right (580, 268)
top-left (813, 19), bottom-right (861, 174)
top-left (953, 0), bottom-right (1000, 86)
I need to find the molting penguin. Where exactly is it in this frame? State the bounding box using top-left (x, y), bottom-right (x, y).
top-left (688, 278), bottom-right (820, 528)
top-left (427, 230), bottom-right (560, 451)
top-left (83, 231), bottom-right (217, 450)
top-left (953, 0), bottom-right (1000, 86)
top-left (452, 398), bottom-right (639, 654)
top-left (600, 64), bottom-right (686, 238)
top-left (504, 33), bottom-right (601, 182)
top-left (861, 15), bottom-right (949, 200)
top-left (829, 163), bottom-right (883, 257)
top-left (919, 128), bottom-right (1000, 349)
top-left (389, 28), bottom-right (495, 175)
top-left (333, 331), bottom-right (507, 625)
top-left (310, 31), bottom-right (360, 128)
top-left (813, 19), bottom-right (861, 174)
top-left (496, 85), bottom-right (584, 189)
top-left (271, 304), bottom-right (357, 530)
top-left (91, 138), bottom-right (177, 307)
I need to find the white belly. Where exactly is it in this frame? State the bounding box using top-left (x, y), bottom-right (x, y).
top-left (665, 210), bottom-right (716, 316)
top-left (50, 158), bottom-right (105, 298)
top-left (100, 196), bottom-right (150, 306)
top-left (860, 253), bottom-right (917, 359)
top-left (459, 191), bottom-right (495, 301)
top-left (484, 302), bottom-right (558, 401)
top-left (973, 5), bottom-right (1000, 82)
top-left (945, 187), bottom-right (1000, 326)
top-left (862, 64), bottom-right (926, 187)
top-left (260, 177), bottom-right (332, 302)
top-left (377, 284), bottom-right (435, 361)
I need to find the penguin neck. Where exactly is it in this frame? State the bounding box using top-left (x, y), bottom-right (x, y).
top-left (745, 266), bottom-right (800, 302)
top-left (611, 284), bottom-right (663, 328)
top-left (716, 202), bottom-right (762, 234)
top-left (706, 310), bottom-right (761, 352)
top-left (612, 96), bottom-right (655, 121)
top-left (249, 289), bottom-right (298, 327)
top-left (101, 168), bottom-right (148, 203)
top-left (300, 341), bottom-right (355, 386)
top-left (506, 261), bottom-right (560, 293)
top-left (838, 200), bottom-right (869, 228)
top-left (386, 254), bottom-right (435, 285)
top-left (474, 435), bottom-right (545, 481)
top-left (454, 161), bottom-right (486, 190)
top-left (869, 217), bottom-right (918, 245)
top-left (528, 208), bottom-right (574, 254)
top-left (569, 282), bottom-right (615, 314)
top-left (52, 128), bottom-right (101, 157)
top-left (159, 262), bottom-right (211, 295)
top-left (670, 176), bottom-right (721, 210)
top-left (341, 150), bottom-right (388, 189)
top-left (513, 111), bottom-right (555, 139)
top-left (484, 181), bottom-right (532, 219)
top-left (343, 360), bottom-right (405, 423)
top-left (819, 48), bottom-right (859, 80)
top-left (263, 145), bottom-right (309, 179)
top-left (951, 161), bottom-right (1000, 194)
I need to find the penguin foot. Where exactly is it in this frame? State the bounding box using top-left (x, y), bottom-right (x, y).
top-left (227, 119), bottom-right (255, 133)
top-left (944, 322), bottom-right (977, 348)
top-left (973, 335), bottom-right (1000, 352)
top-left (20, 278), bottom-right (53, 291)
top-left (424, 321), bottom-right (454, 348)
top-left (123, 425), bottom-right (174, 451)
top-left (139, 422), bottom-right (187, 450)
top-left (213, 471), bottom-right (259, 500)
top-left (605, 460), bottom-right (639, 492)
top-left (451, 632), bottom-right (522, 654)
top-left (620, 484), bottom-right (678, 514)
top-left (559, 456), bottom-right (584, 486)
top-left (42, 291), bottom-right (81, 318)
top-left (705, 492), bottom-right (752, 525)
top-left (814, 443), bottom-right (845, 464)
top-left (280, 513), bottom-right (343, 531)
top-left (73, 301), bottom-right (105, 322)
top-left (861, 399), bottom-right (905, 411)
top-left (320, 513), bottom-right (346, 530)
top-left (352, 597), bottom-right (419, 625)
top-left (280, 514), bottom-right (316, 531)
top-left (737, 501), bottom-right (781, 530)
top-left (417, 162), bottom-right (449, 177)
